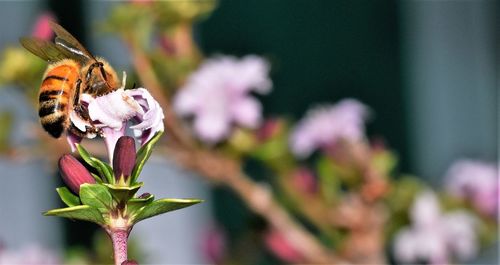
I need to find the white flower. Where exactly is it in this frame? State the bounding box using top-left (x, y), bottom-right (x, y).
top-left (289, 99), bottom-right (369, 158)
top-left (174, 55), bottom-right (271, 143)
top-left (444, 159), bottom-right (498, 216)
top-left (68, 87), bottom-right (164, 162)
top-left (393, 190), bottom-right (478, 264)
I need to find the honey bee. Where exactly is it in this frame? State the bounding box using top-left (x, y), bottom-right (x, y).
top-left (20, 22), bottom-right (120, 138)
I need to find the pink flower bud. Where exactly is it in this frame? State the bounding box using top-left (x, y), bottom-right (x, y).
top-left (202, 226), bottom-right (226, 264)
top-left (264, 229), bottom-right (303, 263)
top-left (59, 154), bottom-right (95, 194)
top-left (32, 13), bottom-right (55, 40)
top-left (292, 168), bottom-right (317, 194)
top-left (257, 118), bottom-right (282, 141)
top-left (113, 136), bottom-right (136, 181)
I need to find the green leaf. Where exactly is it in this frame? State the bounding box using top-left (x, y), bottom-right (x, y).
top-left (44, 205), bottom-right (105, 225)
top-left (56, 187), bottom-right (80, 207)
top-left (130, 131), bottom-right (163, 183)
top-left (133, 198), bottom-right (202, 223)
top-left (76, 144), bottom-right (114, 184)
top-left (79, 183), bottom-right (114, 211)
top-left (127, 193), bottom-right (155, 214)
top-left (103, 182), bottom-right (143, 202)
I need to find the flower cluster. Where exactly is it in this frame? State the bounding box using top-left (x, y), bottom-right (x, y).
top-left (289, 99), bottom-right (370, 158)
top-left (444, 159), bottom-right (498, 216)
top-left (174, 55), bottom-right (272, 143)
top-left (393, 190), bottom-right (478, 264)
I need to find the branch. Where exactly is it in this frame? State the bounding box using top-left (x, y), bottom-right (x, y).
top-left (125, 34), bottom-right (195, 150)
top-left (168, 146), bottom-right (347, 264)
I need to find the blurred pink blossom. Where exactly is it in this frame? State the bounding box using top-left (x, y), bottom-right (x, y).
top-left (393, 190), bottom-right (478, 264)
top-left (264, 229), bottom-right (303, 263)
top-left (289, 99), bottom-right (369, 158)
top-left (201, 226), bottom-right (226, 264)
top-left (0, 245), bottom-right (60, 265)
top-left (174, 55), bottom-right (272, 143)
top-left (31, 13), bottom-right (55, 40)
top-left (444, 159), bottom-right (498, 216)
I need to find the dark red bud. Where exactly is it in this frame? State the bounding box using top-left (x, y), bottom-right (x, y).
top-left (59, 154), bottom-right (95, 194)
top-left (113, 136), bottom-right (136, 182)
top-left (257, 118), bottom-right (282, 141)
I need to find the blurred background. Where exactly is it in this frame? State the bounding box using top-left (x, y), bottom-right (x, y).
top-left (0, 0), bottom-right (497, 264)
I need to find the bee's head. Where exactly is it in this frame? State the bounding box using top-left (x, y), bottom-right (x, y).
top-left (82, 57), bottom-right (120, 96)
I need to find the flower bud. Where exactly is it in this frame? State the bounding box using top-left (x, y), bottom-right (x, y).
top-left (59, 154), bottom-right (95, 194)
top-left (264, 229), bottom-right (303, 263)
top-left (292, 168), bottom-right (317, 195)
top-left (113, 136), bottom-right (136, 182)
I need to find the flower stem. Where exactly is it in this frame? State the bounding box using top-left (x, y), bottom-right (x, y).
top-left (108, 228), bottom-right (130, 265)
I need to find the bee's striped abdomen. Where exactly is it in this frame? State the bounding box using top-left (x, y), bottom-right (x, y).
top-left (38, 60), bottom-right (80, 138)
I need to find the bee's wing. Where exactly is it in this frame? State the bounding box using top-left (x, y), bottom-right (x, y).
top-left (49, 21), bottom-right (95, 63)
top-left (19, 37), bottom-right (73, 63)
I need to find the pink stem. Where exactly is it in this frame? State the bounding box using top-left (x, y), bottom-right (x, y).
top-left (109, 228), bottom-right (129, 265)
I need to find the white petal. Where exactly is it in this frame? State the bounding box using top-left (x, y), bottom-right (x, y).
top-left (173, 87), bottom-right (200, 115)
top-left (88, 89), bottom-right (141, 129)
top-left (393, 228), bottom-right (418, 263)
top-left (231, 97), bottom-right (262, 128)
top-left (239, 55), bottom-right (272, 94)
top-left (193, 113), bottom-right (230, 143)
top-left (289, 126), bottom-right (316, 158)
top-left (411, 190), bottom-right (441, 228)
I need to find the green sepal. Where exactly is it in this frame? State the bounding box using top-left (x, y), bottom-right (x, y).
top-left (76, 144), bottom-right (114, 184)
top-left (103, 182), bottom-right (143, 203)
top-left (56, 187), bottom-right (80, 207)
top-left (130, 131), bottom-right (163, 184)
top-left (132, 198), bottom-right (202, 223)
top-left (79, 183), bottom-right (114, 212)
top-left (127, 193), bottom-right (155, 215)
top-left (44, 205), bottom-right (105, 225)
top-left (90, 173), bottom-right (103, 184)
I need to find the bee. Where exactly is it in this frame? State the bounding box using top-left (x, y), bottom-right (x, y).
top-left (20, 22), bottom-right (120, 138)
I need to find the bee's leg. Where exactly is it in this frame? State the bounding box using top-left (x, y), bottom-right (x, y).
top-left (73, 79), bottom-right (82, 106)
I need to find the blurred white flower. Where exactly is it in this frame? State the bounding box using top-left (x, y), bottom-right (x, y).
top-left (393, 190), bottom-right (478, 264)
top-left (289, 99), bottom-right (369, 158)
top-left (69, 88), bottom-right (164, 161)
top-left (0, 245), bottom-right (60, 265)
top-left (174, 55), bottom-right (272, 143)
top-left (444, 159), bottom-right (498, 216)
